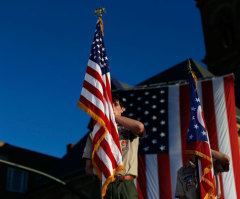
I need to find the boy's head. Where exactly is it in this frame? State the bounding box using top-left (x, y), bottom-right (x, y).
top-left (112, 94), bottom-right (125, 116)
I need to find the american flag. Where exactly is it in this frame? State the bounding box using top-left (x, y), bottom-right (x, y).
top-left (113, 74), bottom-right (240, 199)
top-left (77, 19), bottom-right (124, 197)
top-left (186, 71), bottom-right (216, 199)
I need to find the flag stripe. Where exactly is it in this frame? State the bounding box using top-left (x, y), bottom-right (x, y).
top-left (180, 84), bottom-right (191, 165)
top-left (137, 155), bottom-right (147, 199)
top-left (83, 81), bottom-right (104, 105)
top-left (201, 80), bottom-right (219, 150)
top-left (104, 133), bottom-right (122, 164)
top-left (94, 152), bottom-right (111, 178)
top-left (168, 84), bottom-right (182, 198)
top-left (79, 94), bottom-right (105, 120)
top-left (146, 154), bottom-right (160, 198)
top-left (100, 139), bottom-right (118, 169)
top-left (84, 71), bottom-right (103, 94)
top-left (81, 87), bottom-right (105, 114)
top-left (88, 59), bottom-right (103, 76)
top-left (157, 154), bottom-right (172, 198)
top-left (201, 79), bottom-right (225, 199)
top-left (213, 76), bottom-right (237, 199)
top-left (97, 146), bottom-right (114, 176)
top-left (223, 75), bottom-right (240, 199)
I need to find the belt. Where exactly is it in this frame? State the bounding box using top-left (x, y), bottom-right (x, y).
top-left (115, 175), bottom-right (135, 181)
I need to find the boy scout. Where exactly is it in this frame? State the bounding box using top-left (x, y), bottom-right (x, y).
top-left (83, 95), bottom-right (146, 199)
top-left (175, 150), bottom-right (230, 199)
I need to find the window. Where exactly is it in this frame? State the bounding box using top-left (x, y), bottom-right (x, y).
top-left (6, 167), bottom-right (28, 193)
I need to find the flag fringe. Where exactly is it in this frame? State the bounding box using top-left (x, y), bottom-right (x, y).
top-left (101, 164), bottom-right (125, 197)
top-left (185, 150), bottom-right (212, 162)
top-left (203, 192), bottom-right (216, 199)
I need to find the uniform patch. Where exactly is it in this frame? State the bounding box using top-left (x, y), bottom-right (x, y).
top-left (121, 140), bottom-right (129, 151)
top-left (186, 178), bottom-right (196, 191)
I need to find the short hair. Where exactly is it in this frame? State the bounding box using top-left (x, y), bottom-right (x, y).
top-left (112, 93), bottom-right (125, 108)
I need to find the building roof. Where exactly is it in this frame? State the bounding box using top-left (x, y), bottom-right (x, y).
top-left (0, 142), bottom-right (59, 172)
top-left (138, 58), bottom-right (214, 86)
top-left (111, 77), bottom-right (133, 90)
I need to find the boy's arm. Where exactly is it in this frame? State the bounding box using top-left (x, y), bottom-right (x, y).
top-left (211, 149), bottom-right (230, 171)
top-left (85, 159), bottom-right (94, 176)
top-left (114, 115), bottom-right (146, 137)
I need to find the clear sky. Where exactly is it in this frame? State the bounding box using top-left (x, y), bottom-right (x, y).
top-left (0, 0), bottom-right (206, 158)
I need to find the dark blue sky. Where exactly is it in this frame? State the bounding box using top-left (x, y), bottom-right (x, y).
top-left (0, 0), bottom-right (206, 158)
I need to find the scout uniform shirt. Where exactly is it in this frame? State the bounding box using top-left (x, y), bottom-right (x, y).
top-left (82, 126), bottom-right (141, 177)
top-left (175, 160), bottom-right (223, 199)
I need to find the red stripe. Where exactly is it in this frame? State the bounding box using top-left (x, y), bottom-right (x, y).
top-left (179, 84), bottom-right (191, 165)
top-left (79, 95), bottom-right (105, 120)
top-left (187, 141), bottom-right (212, 158)
top-left (157, 154), bottom-right (172, 198)
top-left (92, 126), bottom-right (105, 149)
top-left (94, 152), bottom-right (111, 178)
top-left (83, 80), bottom-right (104, 104)
top-left (137, 154), bottom-right (147, 199)
top-left (201, 80), bottom-right (219, 149)
top-left (100, 116), bottom-right (121, 155)
top-left (86, 66), bottom-right (103, 87)
top-left (109, 121), bottom-right (122, 154)
top-left (223, 75), bottom-right (240, 199)
top-left (105, 75), bottom-right (113, 103)
top-left (100, 139), bottom-right (118, 169)
top-left (105, 75), bottom-right (113, 105)
top-left (201, 80), bottom-right (225, 198)
top-left (86, 66), bottom-right (109, 103)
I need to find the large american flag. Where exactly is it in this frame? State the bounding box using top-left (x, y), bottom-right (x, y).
top-left (114, 74), bottom-right (240, 199)
top-left (77, 19), bottom-right (124, 197)
top-left (186, 71), bottom-right (216, 198)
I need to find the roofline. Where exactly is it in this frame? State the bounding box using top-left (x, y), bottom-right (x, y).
top-left (113, 74), bottom-right (234, 91)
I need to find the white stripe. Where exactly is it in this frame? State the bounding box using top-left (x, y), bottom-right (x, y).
top-left (108, 102), bottom-right (118, 131)
top-left (102, 74), bottom-right (107, 87)
top-left (103, 98), bottom-right (110, 120)
top-left (92, 123), bottom-right (101, 138)
top-left (84, 73), bottom-right (104, 95)
top-left (212, 77), bottom-right (237, 199)
top-left (88, 59), bottom-right (102, 76)
top-left (97, 146), bottom-right (113, 175)
top-left (107, 73), bottom-right (111, 89)
top-left (81, 87), bottom-right (105, 113)
top-left (168, 84), bottom-right (182, 199)
top-left (145, 154), bottom-right (160, 199)
top-left (104, 132), bottom-right (122, 165)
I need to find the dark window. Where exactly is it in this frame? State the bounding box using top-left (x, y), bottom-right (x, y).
top-left (6, 167), bottom-right (28, 193)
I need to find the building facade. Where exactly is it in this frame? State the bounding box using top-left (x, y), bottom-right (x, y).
top-left (0, 142), bottom-right (59, 199)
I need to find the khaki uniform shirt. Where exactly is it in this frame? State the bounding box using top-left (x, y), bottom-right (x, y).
top-left (175, 160), bottom-right (223, 199)
top-left (82, 126), bottom-right (142, 177)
